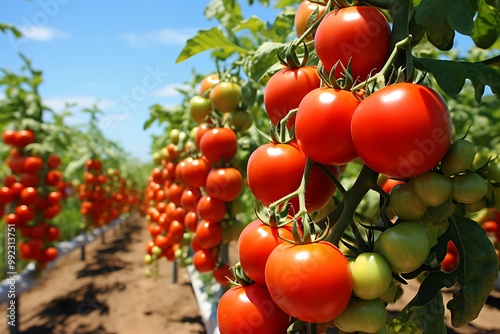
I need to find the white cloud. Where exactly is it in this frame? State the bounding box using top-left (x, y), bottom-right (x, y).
top-left (44, 96), bottom-right (115, 113)
top-left (152, 83), bottom-right (189, 98)
top-left (20, 26), bottom-right (69, 41)
top-left (120, 28), bottom-right (197, 48)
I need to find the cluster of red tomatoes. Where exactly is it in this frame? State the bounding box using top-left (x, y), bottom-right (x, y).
top-left (215, 2), bottom-right (495, 333)
top-left (1, 129), bottom-right (68, 270)
top-left (142, 74), bottom-right (253, 282)
top-left (78, 159), bottom-right (141, 228)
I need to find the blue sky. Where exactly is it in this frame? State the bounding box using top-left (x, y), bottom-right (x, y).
top-left (0, 0), bottom-right (280, 162)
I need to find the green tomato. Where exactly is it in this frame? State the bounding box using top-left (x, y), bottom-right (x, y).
top-left (335, 299), bottom-right (387, 334)
top-left (389, 182), bottom-right (428, 220)
top-left (464, 198), bottom-right (486, 213)
top-left (189, 95), bottom-right (212, 123)
top-left (226, 109), bottom-right (253, 132)
top-left (451, 173), bottom-right (489, 204)
top-left (375, 221), bottom-right (430, 273)
top-left (413, 171), bottom-right (452, 207)
top-left (472, 146), bottom-right (491, 172)
top-left (169, 129), bottom-right (181, 144)
top-left (351, 252), bottom-right (393, 300)
top-left (151, 245), bottom-right (162, 256)
top-left (486, 162), bottom-right (500, 183)
top-left (144, 254), bottom-right (153, 265)
top-left (440, 139), bottom-right (476, 176)
top-left (379, 281), bottom-right (397, 303)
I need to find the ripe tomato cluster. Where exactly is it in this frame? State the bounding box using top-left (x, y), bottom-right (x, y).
top-left (142, 75), bottom-right (253, 282)
top-left (1, 128), bottom-right (68, 270)
top-left (78, 159), bottom-right (141, 229)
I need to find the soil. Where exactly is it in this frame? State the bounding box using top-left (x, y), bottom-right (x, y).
top-left (1, 213), bottom-right (499, 334)
top-left (0, 213), bottom-right (206, 334)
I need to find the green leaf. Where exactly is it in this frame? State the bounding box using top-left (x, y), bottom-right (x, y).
top-left (484, 0), bottom-right (500, 6)
top-left (446, 215), bottom-right (498, 327)
top-left (412, 215), bottom-right (498, 328)
top-left (248, 41), bottom-right (287, 83)
top-left (445, 0), bottom-right (475, 35)
top-left (414, 56), bottom-right (500, 102)
top-left (472, 1), bottom-right (500, 49)
top-left (175, 28), bottom-right (248, 63)
top-left (388, 292), bottom-right (446, 334)
top-left (0, 23), bottom-right (22, 38)
top-left (415, 0), bottom-right (455, 50)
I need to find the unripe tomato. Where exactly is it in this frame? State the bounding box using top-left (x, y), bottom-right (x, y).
top-left (440, 139), bottom-right (476, 176)
top-left (413, 171), bottom-right (452, 207)
top-left (389, 182), bottom-right (428, 220)
top-left (209, 82), bottom-right (242, 113)
top-left (199, 73), bottom-right (219, 96)
top-left (375, 221), bottom-right (430, 273)
top-left (335, 299), bottom-right (387, 334)
top-left (351, 252), bottom-right (392, 300)
top-left (451, 173), bottom-right (489, 204)
top-left (189, 95), bottom-right (211, 123)
top-left (294, 0), bottom-right (326, 40)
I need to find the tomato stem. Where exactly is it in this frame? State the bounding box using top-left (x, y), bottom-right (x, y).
top-left (327, 165), bottom-right (379, 247)
top-left (315, 163), bottom-right (346, 194)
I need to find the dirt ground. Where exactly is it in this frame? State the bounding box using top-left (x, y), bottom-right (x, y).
top-left (1, 212), bottom-right (499, 334)
top-left (0, 213), bottom-right (206, 334)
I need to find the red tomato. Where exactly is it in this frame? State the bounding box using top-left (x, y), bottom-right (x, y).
top-left (199, 127), bottom-right (238, 165)
top-left (238, 219), bottom-right (293, 285)
top-left (482, 220), bottom-right (498, 233)
top-left (0, 186), bottom-right (14, 204)
top-left (213, 263), bottom-right (234, 286)
top-left (381, 178), bottom-right (406, 194)
top-left (184, 211), bottom-right (199, 232)
top-left (247, 142), bottom-right (338, 214)
top-left (294, 0), bottom-right (326, 40)
top-left (351, 83), bottom-right (452, 178)
top-left (296, 87), bottom-right (359, 165)
top-left (42, 247), bottom-right (59, 262)
top-left (47, 154), bottom-right (61, 169)
top-left (194, 123), bottom-right (211, 150)
top-left (196, 195), bottom-right (226, 223)
top-left (264, 65), bottom-right (320, 127)
top-left (205, 167), bottom-right (243, 202)
top-left (15, 129), bottom-right (36, 147)
top-left (265, 241), bottom-right (352, 323)
top-left (45, 170), bottom-right (62, 186)
top-left (217, 283), bottom-right (290, 334)
top-left (2, 129), bottom-right (17, 146)
top-left (19, 187), bottom-right (38, 205)
top-left (195, 219), bottom-right (223, 250)
top-left (180, 187), bottom-right (202, 212)
top-left (193, 249), bottom-right (217, 273)
top-left (314, 6), bottom-right (391, 81)
top-left (441, 252), bottom-right (459, 273)
top-left (23, 156), bottom-right (43, 173)
top-left (15, 204), bottom-right (36, 223)
top-left (175, 156), bottom-right (211, 188)
top-left (46, 225), bottom-right (61, 242)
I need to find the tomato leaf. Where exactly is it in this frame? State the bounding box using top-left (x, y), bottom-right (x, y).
top-left (472, 0), bottom-right (500, 49)
top-left (446, 214), bottom-right (499, 327)
top-left (388, 291), bottom-right (446, 334)
top-left (175, 28), bottom-right (248, 63)
top-left (414, 0), bottom-right (455, 50)
top-left (414, 56), bottom-right (500, 102)
top-left (249, 41), bottom-right (287, 83)
top-left (412, 214), bottom-right (498, 327)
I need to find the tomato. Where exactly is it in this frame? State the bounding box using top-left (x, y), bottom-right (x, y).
top-left (389, 182), bottom-right (428, 220)
top-left (175, 156), bottom-right (211, 188)
top-left (166, 182), bottom-right (184, 206)
top-left (193, 249), bottom-right (217, 273)
top-left (205, 167), bottom-right (242, 202)
top-left (375, 221), bottom-right (431, 273)
top-left (217, 283), bottom-right (290, 334)
top-left (294, 0), bottom-right (326, 40)
top-left (2, 129), bottom-right (17, 146)
top-left (199, 127), bottom-right (238, 165)
top-left (180, 187), bottom-right (202, 212)
top-left (440, 139), bottom-right (476, 176)
top-left (314, 6), bottom-right (391, 81)
top-left (351, 252), bottom-right (392, 300)
top-left (0, 186), bottom-right (14, 204)
top-left (23, 156), bottom-right (43, 173)
top-left (380, 178), bottom-right (405, 194)
top-left (413, 171), bottom-right (452, 207)
top-left (19, 187), bottom-right (38, 205)
top-left (441, 251), bottom-right (459, 273)
top-left (265, 241), bottom-right (352, 323)
top-left (487, 161), bottom-right (500, 183)
top-left (15, 204), bottom-right (36, 223)
top-left (247, 141), bottom-right (338, 214)
top-left (351, 83), bottom-right (452, 178)
top-left (184, 211), bottom-right (199, 232)
top-left (209, 82), bottom-right (242, 113)
top-left (45, 170), bottom-right (62, 186)
top-left (47, 154), bottom-right (61, 169)
top-left (335, 299), bottom-right (387, 333)
top-left (451, 173), bottom-right (489, 204)
top-left (482, 220), bottom-right (498, 233)
top-left (189, 95), bottom-right (211, 123)
top-left (224, 110), bottom-right (253, 132)
top-left (194, 123), bottom-right (211, 150)
top-left (199, 73), bottom-right (219, 96)
top-left (296, 87), bottom-right (359, 165)
top-left (213, 263), bottom-right (233, 286)
top-left (15, 129), bottom-right (36, 147)
top-left (46, 225), bottom-right (60, 242)
top-left (196, 195), bottom-right (226, 223)
top-left (195, 219), bottom-right (222, 250)
top-left (263, 65), bottom-right (320, 127)
top-left (238, 220), bottom-right (293, 285)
